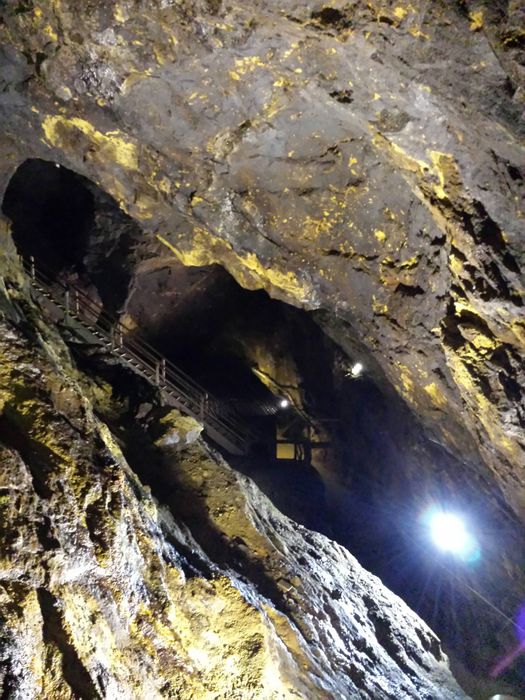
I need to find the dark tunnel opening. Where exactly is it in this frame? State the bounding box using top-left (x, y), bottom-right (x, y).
top-left (2, 159), bottom-right (143, 314)
top-left (2, 159), bottom-right (524, 696)
top-left (2, 159), bottom-right (95, 270)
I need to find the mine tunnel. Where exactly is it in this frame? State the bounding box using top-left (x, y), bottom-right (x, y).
top-left (2, 159), bottom-right (523, 695)
top-left (2, 158), bottom-right (141, 315)
top-left (2, 159), bottom-right (334, 485)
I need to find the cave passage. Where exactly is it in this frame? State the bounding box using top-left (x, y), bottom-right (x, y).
top-left (2, 159), bottom-right (321, 457)
top-left (2, 159), bottom-right (95, 270)
top-left (2, 159), bottom-right (523, 694)
top-left (2, 159), bottom-right (143, 314)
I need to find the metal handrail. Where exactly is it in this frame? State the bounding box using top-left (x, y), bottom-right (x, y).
top-left (22, 256), bottom-right (253, 454)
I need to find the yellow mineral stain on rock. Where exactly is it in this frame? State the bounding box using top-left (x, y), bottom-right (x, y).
top-left (229, 70), bottom-right (241, 81)
top-left (445, 350), bottom-right (519, 464)
top-left (42, 115), bottom-right (139, 170)
top-left (394, 6), bottom-right (408, 20)
top-left (428, 150), bottom-right (463, 203)
top-left (153, 46), bottom-right (166, 65)
top-left (374, 230), bottom-right (386, 243)
top-left (390, 364), bottom-right (419, 410)
top-left (121, 69), bottom-right (154, 94)
top-left (399, 256), bottom-right (419, 269)
top-left (424, 382), bottom-right (448, 408)
top-left (408, 27), bottom-right (430, 39)
top-left (156, 232), bottom-right (312, 304)
top-left (156, 231), bottom-right (217, 267)
top-left (241, 253), bottom-right (312, 302)
top-left (234, 56), bottom-right (266, 74)
top-left (43, 25), bottom-right (58, 42)
top-left (372, 296), bottom-right (388, 315)
top-left (373, 132), bottom-right (429, 174)
top-left (114, 5), bottom-right (128, 23)
top-left (449, 253), bottom-right (463, 276)
top-left (429, 150), bottom-right (450, 199)
top-left (469, 10), bottom-right (484, 31)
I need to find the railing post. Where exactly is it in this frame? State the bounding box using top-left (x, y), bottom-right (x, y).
top-left (200, 393), bottom-right (208, 421)
top-left (21, 259), bottom-right (250, 454)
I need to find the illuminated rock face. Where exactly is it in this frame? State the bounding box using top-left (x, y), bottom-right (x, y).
top-left (0, 246), bottom-right (466, 698)
top-left (0, 0), bottom-right (522, 519)
top-left (0, 0), bottom-right (523, 696)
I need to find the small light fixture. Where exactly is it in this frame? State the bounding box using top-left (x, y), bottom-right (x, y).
top-left (279, 398), bottom-right (290, 409)
top-left (349, 361), bottom-right (364, 378)
top-left (55, 163), bottom-right (61, 168)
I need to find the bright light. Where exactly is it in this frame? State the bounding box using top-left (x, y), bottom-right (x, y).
top-left (279, 398), bottom-right (290, 409)
top-left (350, 361), bottom-right (364, 378)
top-left (430, 512), bottom-right (470, 553)
top-left (421, 506), bottom-right (481, 563)
top-left (55, 163), bottom-right (61, 168)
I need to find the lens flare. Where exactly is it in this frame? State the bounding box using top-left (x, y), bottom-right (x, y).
top-left (516, 604), bottom-right (525, 645)
top-left (421, 506), bottom-right (480, 562)
top-left (430, 512), bottom-right (469, 553)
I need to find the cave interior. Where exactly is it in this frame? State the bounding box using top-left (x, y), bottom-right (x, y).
top-left (2, 158), bottom-right (524, 697)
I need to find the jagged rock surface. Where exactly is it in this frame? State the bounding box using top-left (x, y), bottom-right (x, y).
top-left (0, 251), bottom-right (466, 698)
top-left (0, 0), bottom-right (524, 695)
top-left (0, 0), bottom-right (523, 519)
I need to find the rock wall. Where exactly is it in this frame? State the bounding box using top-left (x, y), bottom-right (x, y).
top-left (0, 239), bottom-right (467, 697)
top-left (0, 0), bottom-right (523, 523)
top-left (0, 0), bottom-right (524, 696)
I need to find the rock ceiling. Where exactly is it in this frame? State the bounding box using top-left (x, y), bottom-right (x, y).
top-left (0, 0), bottom-right (524, 697)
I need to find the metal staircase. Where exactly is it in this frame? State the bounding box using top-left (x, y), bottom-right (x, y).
top-left (22, 256), bottom-right (253, 455)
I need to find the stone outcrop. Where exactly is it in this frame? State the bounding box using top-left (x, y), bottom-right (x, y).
top-left (0, 247), bottom-right (467, 697)
top-left (0, 0), bottom-right (524, 696)
top-left (0, 0), bottom-right (523, 520)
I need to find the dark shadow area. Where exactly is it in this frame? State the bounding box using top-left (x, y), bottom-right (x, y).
top-left (37, 588), bottom-right (99, 699)
top-left (2, 159), bottom-right (94, 271)
top-left (2, 158), bottom-right (143, 314)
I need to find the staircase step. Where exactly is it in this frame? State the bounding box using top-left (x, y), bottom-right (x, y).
top-left (25, 256), bottom-right (251, 455)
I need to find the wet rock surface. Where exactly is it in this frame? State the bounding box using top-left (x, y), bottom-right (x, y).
top-left (0, 254), bottom-right (467, 698)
